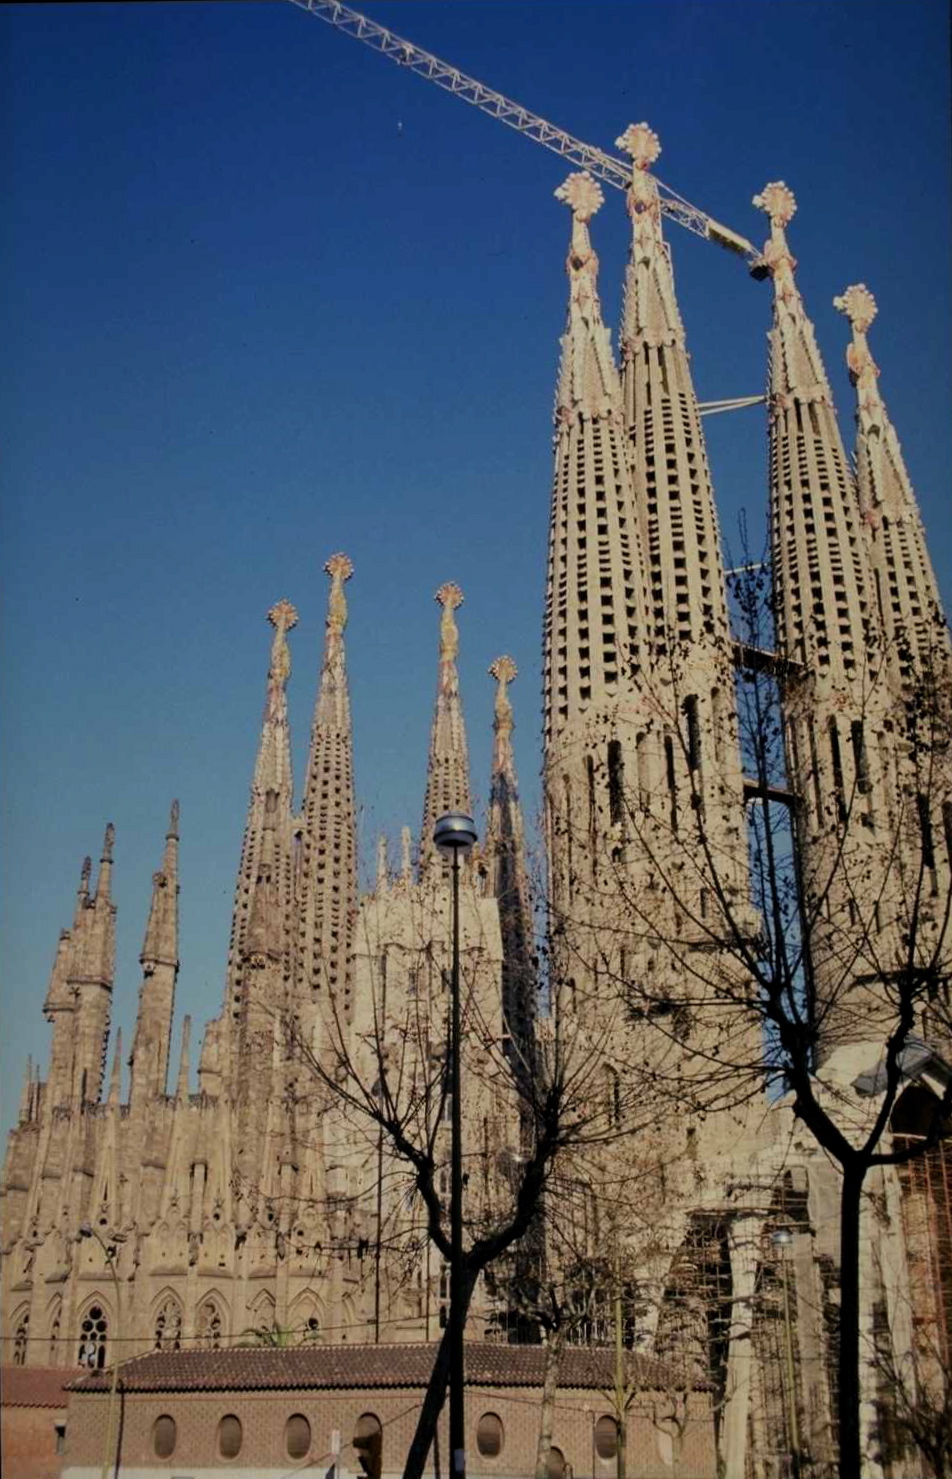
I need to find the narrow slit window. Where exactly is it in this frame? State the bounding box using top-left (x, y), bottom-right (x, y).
top-left (608, 740), bottom-right (624, 827)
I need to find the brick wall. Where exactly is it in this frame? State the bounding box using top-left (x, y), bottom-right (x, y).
top-left (1, 1401), bottom-right (67, 1479)
top-left (61, 1382), bottom-right (715, 1478)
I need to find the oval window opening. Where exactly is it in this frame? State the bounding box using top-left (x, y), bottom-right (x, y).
top-left (286, 1413), bottom-right (311, 1461)
top-left (153, 1415), bottom-right (177, 1460)
top-left (218, 1414), bottom-right (243, 1459)
top-left (594, 1415), bottom-right (619, 1461)
top-left (476, 1412), bottom-right (504, 1458)
top-left (354, 1412), bottom-right (382, 1479)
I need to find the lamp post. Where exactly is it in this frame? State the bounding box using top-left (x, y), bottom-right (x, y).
top-left (433, 811), bottom-right (478, 1479)
top-left (771, 1226), bottom-right (801, 1479)
top-left (78, 1222), bottom-right (127, 1479)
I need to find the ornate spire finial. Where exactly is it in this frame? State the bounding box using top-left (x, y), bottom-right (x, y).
top-left (489, 654), bottom-right (518, 686)
top-left (102, 823), bottom-right (115, 862)
top-left (80, 855), bottom-right (92, 890)
top-left (436, 582), bottom-right (464, 663)
top-left (615, 122), bottom-right (661, 171)
top-left (266, 599), bottom-right (298, 694)
top-left (753, 181), bottom-right (797, 229)
top-left (554, 171), bottom-right (604, 222)
top-left (376, 835), bottom-right (388, 890)
top-left (490, 656), bottom-right (517, 753)
top-left (324, 553), bottom-right (354, 639)
top-left (834, 283), bottom-right (878, 333)
top-left (401, 825), bottom-right (412, 885)
top-left (167, 799), bottom-right (180, 839)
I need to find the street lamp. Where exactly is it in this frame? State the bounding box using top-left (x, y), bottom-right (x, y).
top-left (78, 1223), bottom-right (127, 1479)
top-left (433, 810), bottom-right (478, 1479)
top-left (771, 1226), bottom-right (801, 1479)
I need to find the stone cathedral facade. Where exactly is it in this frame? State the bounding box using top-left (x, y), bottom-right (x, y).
top-left (3, 123), bottom-right (951, 1478)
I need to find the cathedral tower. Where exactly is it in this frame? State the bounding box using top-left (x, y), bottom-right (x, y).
top-left (756, 183), bottom-right (901, 1054)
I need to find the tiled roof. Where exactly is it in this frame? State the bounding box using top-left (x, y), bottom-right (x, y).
top-left (1, 1366), bottom-right (81, 1408)
top-left (70, 1343), bottom-right (698, 1395)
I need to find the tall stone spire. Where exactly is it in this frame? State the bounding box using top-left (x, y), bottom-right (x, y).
top-left (756, 185), bottom-right (898, 1052)
top-left (612, 127), bottom-right (747, 907)
top-left (419, 582), bottom-right (473, 875)
top-left (486, 657), bottom-right (535, 1056)
top-left (129, 802), bottom-right (180, 1102)
top-left (298, 554), bottom-right (358, 1016)
top-left (225, 602), bottom-right (297, 1029)
top-left (833, 283), bottom-right (951, 690)
top-left (617, 123), bottom-right (733, 664)
top-left (544, 170), bottom-right (652, 748)
top-left (70, 823), bottom-right (117, 1106)
top-left (755, 183), bottom-right (878, 685)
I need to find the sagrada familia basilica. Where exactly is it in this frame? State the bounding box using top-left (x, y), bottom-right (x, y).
top-left (3, 120), bottom-right (950, 1478)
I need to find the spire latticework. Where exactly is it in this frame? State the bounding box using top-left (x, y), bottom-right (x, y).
top-left (833, 284), bottom-right (952, 692)
top-left (298, 555), bottom-right (358, 1015)
top-left (486, 658), bottom-right (535, 1054)
top-left (225, 603), bottom-right (297, 1089)
top-left (757, 186), bottom-right (904, 1052)
top-left (419, 582), bottom-right (473, 875)
top-left (130, 801), bottom-right (180, 1102)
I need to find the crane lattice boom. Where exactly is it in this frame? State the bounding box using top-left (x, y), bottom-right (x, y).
top-left (286, 0), bottom-right (763, 270)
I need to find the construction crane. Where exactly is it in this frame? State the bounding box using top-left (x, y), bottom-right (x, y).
top-left (285, 0), bottom-right (766, 275)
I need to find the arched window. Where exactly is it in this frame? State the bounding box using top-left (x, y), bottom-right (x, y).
top-left (153, 1295), bottom-right (183, 1351)
top-left (285, 1414), bottom-right (311, 1461)
top-left (475, 1412), bottom-right (504, 1459)
top-left (218, 1414), bottom-right (243, 1459)
top-left (196, 1298), bottom-right (224, 1350)
top-left (13, 1310), bottom-right (29, 1366)
top-left (546, 1446), bottom-right (566, 1479)
top-left (594, 1415), bottom-right (619, 1461)
top-left (354, 1414), bottom-right (382, 1479)
top-left (49, 1303), bottom-right (61, 1361)
top-left (78, 1304), bottom-right (108, 1369)
top-left (152, 1415), bottom-right (177, 1459)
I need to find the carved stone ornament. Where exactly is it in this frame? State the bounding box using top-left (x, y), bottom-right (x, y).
top-left (436, 582), bottom-right (463, 664)
top-left (324, 553), bottom-right (353, 637)
top-left (435, 581), bottom-right (464, 612)
top-left (615, 122), bottom-right (661, 170)
top-left (554, 172), bottom-right (604, 222)
top-left (267, 599), bottom-right (299, 633)
top-left (489, 655), bottom-right (518, 686)
top-left (753, 181), bottom-right (797, 228)
top-left (324, 552), bottom-right (354, 584)
top-left (833, 283), bottom-right (877, 333)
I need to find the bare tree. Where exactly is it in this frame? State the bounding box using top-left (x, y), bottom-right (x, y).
top-left (548, 556), bottom-right (952, 1479)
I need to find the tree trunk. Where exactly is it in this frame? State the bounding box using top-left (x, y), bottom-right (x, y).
top-left (534, 1328), bottom-right (566, 1479)
top-left (404, 1268), bottom-right (478, 1479)
top-left (838, 1164), bottom-right (865, 1479)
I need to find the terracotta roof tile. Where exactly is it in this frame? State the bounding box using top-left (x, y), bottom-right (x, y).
top-left (1, 1366), bottom-right (81, 1408)
top-left (69, 1343), bottom-right (699, 1395)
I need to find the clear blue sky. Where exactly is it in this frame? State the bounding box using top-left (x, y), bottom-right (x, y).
top-left (2, 1), bottom-right (950, 1140)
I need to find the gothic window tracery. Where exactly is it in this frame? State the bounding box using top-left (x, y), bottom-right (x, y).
top-left (78, 1303), bottom-right (108, 1368)
top-left (13, 1309), bottom-right (29, 1365)
top-left (153, 1294), bottom-right (183, 1351)
top-left (196, 1297), bottom-right (224, 1350)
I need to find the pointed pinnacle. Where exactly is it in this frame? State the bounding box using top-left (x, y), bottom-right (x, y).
top-left (167, 799), bottom-right (180, 839)
top-left (102, 823), bottom-right (115, 862)
top-left (108, 1029), bottom-right (123, 1103)
top-left (435, 583), bottom-right (464, 664)
top-left (95, 824), bottom-right (115, 902)
top-left (176, 1016), bottom-right (191, 1100)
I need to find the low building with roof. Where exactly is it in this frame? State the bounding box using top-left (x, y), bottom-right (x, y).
top-left (60, 1343), bottom-right (715, 1478)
